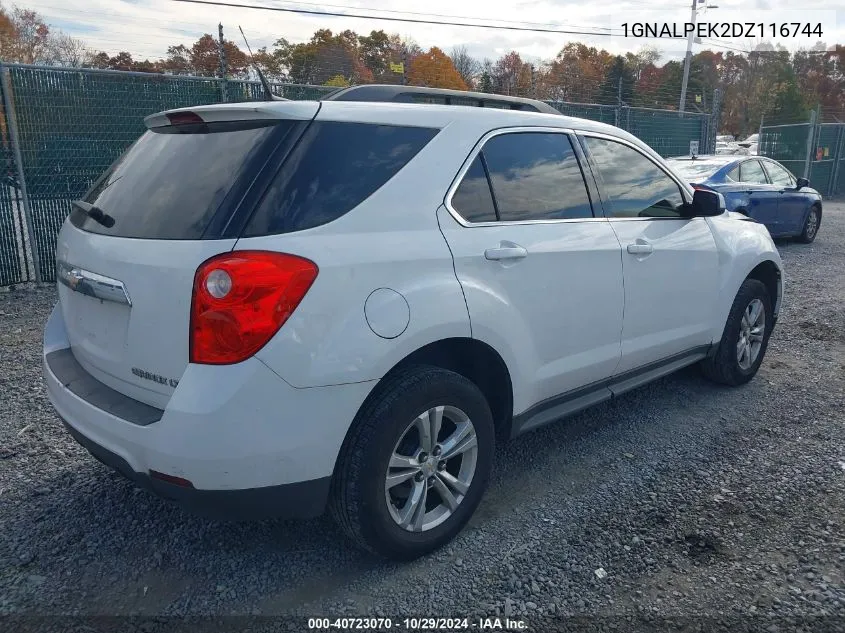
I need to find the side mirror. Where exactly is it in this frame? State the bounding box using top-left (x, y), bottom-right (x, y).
top-left (685, 188), bottom-right (726, 217)
top-left (796, 177), bottom-right (809, 189)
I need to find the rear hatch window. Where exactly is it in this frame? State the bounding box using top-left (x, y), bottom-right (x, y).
top-left (71, 120), bottom-right (298, 239)
top-left (242, 122), bottom-right (439, 236)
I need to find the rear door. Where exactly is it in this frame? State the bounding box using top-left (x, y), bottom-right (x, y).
top-left (437, 127), bottom-right (624, 409)
top-left (55, 105), bottom-right (317, 408)
top-left (737, 159), bottom-right (781, 233)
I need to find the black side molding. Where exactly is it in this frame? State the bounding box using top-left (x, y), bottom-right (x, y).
top-left (46, 348), bottom-right (164, 426)
top-left (511, 345), bottom-right (712, 438)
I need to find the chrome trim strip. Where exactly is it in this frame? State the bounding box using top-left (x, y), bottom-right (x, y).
top-left (443, 126), bottom-right (607, 228)
top-left (57, 261), bottom-right (132, 306)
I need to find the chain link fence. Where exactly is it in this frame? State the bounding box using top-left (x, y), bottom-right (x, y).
top-left (0, 63), bottom-right (715, 286)
top-left (759, 115), bottom-right (845, 199)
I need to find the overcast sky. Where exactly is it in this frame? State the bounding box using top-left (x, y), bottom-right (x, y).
top-left (23, 0), bottom-right (845, 64)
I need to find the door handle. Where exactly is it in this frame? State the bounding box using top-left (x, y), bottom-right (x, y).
top-left (484, 241), bottom-right (528, 261)
top-left (626, 243), bottom-right (654, 255)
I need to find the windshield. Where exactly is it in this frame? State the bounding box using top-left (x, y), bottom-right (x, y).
top-left (71, 120), bottom-right (296, 239)
top-left (666, 160), bottom-right (725, 181)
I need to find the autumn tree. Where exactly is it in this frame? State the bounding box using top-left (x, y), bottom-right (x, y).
top-left (492, 51), bottom-right (532, 96)
top-left (544, 43), bottom-right (613, 102)
top-left (0, 3), bottom-right (88, 66)
top-left (160, 44), bottom-right (191, 74)
top-left (1, 6), bottom-right (47, 63)
top-left (388, 34), bottom-right (422, 66)
top-left (283, 29), bottom-right (372, 86)
top-left (597, 55), bottom-right (635, 105)
top-left (87, 50), bottom-right (160, 73)
top-left (359, 30), bottom-right (393, 80)
top-left (249, 38), bottom-right (291, 81)
top-left (407, 46), bottom-right (467, 90)
top-left (450, 45), bottom-right (481, 90)
top-left (794, 44), bottom-right (845, 115)
top-left (624, 46), bottom-right (661, 82)
top-left (633, 63), bottom-right (665, 107)
top-left (478, 58), bottom-right (494, 93)
top-left (191, 34), bottom-right (248, 77)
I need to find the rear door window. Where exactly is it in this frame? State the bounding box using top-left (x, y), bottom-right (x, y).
top-left (72, 120), bottom-right (296, 239)
top-left (243, 122), bottom-right (438, 236)
top-left (481, 132), bottom-right (593, 221)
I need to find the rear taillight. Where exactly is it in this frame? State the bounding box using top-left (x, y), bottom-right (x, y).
top-left (190, 251), bottom-right (318, 365)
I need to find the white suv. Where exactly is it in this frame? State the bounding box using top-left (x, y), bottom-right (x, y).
top-left (43, 97), bottom-right (783, 560)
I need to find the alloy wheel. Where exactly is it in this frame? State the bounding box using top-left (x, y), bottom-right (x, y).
top-left (385, 405), bottom-right (478, 532)
top-left (736, 298), bottom-right (766, 370)
top-left (806, 209), bottom-right (819, 240)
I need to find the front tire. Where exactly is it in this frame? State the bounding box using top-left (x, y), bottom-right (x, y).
top-left (798, 205), bottom-right (821, 243)
top-left (330, 365), bottom-right (495, 560)
top-left (701, 279), bottom-right (773, 386)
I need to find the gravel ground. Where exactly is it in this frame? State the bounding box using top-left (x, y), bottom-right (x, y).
top-left (1, 204), bottom-right (844, 631)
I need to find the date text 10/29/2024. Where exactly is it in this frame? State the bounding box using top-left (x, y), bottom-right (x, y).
top-left (308, 618), bottom-right (528, 631)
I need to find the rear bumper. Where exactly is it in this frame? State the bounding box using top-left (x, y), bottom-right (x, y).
top-left (61, 419), bottom-right (330, 520)
top-left (43, 302), bottom-right (375, 520)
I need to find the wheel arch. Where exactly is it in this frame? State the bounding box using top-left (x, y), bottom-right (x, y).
top-left (332, 337), bottom-right (515, 478)
top-left (745, 259), bottom-right (782, 319)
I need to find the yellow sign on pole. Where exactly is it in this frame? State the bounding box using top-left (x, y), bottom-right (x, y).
top-left (695, 94), bottom-right (702, 103)
top-left (390, 62), bottom-right (404, 74)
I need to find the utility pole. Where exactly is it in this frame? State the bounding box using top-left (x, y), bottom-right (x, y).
top-left (218, 23), bottom-right (228, 102)
top-left (710, 87), bottom-right (722, 153)
top-left (678, 0), bottom-right (698, 115)
top-left (530, 64), bottom-right (536, 98)
top-left (401, 50), bottom-right (407, 86)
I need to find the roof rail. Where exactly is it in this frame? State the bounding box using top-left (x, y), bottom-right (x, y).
top-left (321, 84), bottom-right (561, 115)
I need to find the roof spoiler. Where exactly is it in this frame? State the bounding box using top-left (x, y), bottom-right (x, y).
top-left (143, 102), bottom-right (319, 129)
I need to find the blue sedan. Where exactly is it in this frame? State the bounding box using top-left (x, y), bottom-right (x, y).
top-left (666, 155), bottom-right (823, 243)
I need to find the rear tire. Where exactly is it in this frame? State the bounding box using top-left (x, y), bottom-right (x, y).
top-left (798, 205), bottom-right (821, 243)
top-left (330, 365), bottom-right (494, 560)
top-left (701, 279), bottom-right (773, 386)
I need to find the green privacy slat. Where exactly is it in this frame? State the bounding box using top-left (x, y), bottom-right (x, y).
top-left (760, 122), bottom-right (845, 196)
top-left (1, 66), bottom-right (336, 283)
top-left (0, 73), bottom-right (28, 285)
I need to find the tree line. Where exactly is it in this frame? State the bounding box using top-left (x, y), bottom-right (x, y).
top-left (1, 2), bottom-right (844, 137)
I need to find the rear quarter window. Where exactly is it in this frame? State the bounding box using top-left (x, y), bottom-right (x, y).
top-left (243, 122), bottom-right (439, 236)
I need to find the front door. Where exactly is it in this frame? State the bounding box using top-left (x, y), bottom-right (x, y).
top-left (578, 133), bottom-right (721, 375)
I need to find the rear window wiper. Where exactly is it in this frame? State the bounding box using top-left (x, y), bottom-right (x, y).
top-left (72, 200), bottom-right (115, 228)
